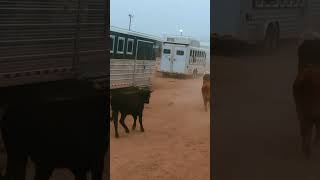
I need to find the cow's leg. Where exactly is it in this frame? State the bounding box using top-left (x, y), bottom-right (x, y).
top-left (203, 96), bottom-right (207, 112)
top-left (300, 119), bottom-right (313, 159)
top-left (5, 153), bottom-right (27, 180)
top-left (91, 160), bottom-right (104, 180)
top-left (138, 113), bottom-right (144, 132)
top-left (110, 105), bottom-right (113, 121)
top-left (132, 115), bottom-right (137, 130)
top-left (119, 113), bottom-right (129, 133)
top-left (113, 111), bottom-right (119, 138)
top-left (314, 119), bottom-right (320, 145)
top-left (2, 128), bottom-right (27, 180)
top-left (34, 166), bottom-right (53, 180)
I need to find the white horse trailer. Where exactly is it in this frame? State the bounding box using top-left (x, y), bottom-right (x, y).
top-left (212, 0), bottom-right (320, 48)
top-left (160, 36), bottom-right (209, 77)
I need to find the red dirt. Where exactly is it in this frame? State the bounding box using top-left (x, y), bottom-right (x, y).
top-left (110, 75), bottom-right (210, 180)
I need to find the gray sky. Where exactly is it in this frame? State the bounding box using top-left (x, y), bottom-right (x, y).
top-left (110, 0), bottom-right (210, 43)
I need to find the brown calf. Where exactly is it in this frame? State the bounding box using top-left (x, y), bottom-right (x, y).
top-left (202, 74), bottom-right (210, 112)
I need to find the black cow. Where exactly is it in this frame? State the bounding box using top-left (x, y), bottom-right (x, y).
top-left (110, 88), bottom-right (151, 138)
top-left (0, 80), bottom-right (108, 180)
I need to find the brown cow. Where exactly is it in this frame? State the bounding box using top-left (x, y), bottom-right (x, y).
top-left (293, 69), bottom-right (320, 159)
top-left (293, 38), bottom-right (320, 159)
top-left (202, 73), bottom-right (210, 112)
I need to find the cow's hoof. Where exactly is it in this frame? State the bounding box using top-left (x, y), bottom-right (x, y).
top-left (115, 134), bottom-right (119, 138)
top-left (141, 128), bottom-right (145, 132)
top-left (132, 126), bottom-right (136, 130)
top-left (125, 129), bottom-right (130, 133)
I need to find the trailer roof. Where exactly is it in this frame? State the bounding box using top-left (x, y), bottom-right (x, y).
top-left (110, 26), bottom-right (163, 42)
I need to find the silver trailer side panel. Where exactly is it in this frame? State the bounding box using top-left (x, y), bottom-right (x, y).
top-left (0, 0), bottom-right (107, 88)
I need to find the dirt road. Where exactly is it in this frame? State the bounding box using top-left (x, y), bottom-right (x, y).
top-left (213, 43), bottom-right (320, 180)
top-left (110, 75), bottom-right (210, 180)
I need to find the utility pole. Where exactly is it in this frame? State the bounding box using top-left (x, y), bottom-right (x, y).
top-left (128, 14), bottom-right (133, 31)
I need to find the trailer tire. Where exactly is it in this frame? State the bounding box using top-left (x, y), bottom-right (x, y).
top-left (193, 69), bottom-right (198, 79)
top-left (264, 25), bottom-right (273, 50)
top-left (273, 24), bottom-right (280, 49)
top-left (161, 72), bottom-right (168, 78)
top-left (264, 24), bottom-right (278, 52)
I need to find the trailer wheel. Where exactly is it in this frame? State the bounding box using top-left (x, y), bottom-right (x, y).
top-left (264, 25), bottom-right (273, 50)
top-left (193, 69), bottom-right (198, 79)
top-left (264, 24), bottom-right (278, 52)
top-left (161, 72), bottom-right (168, 78)
top-left (272, 24), bottom-right (280, 49)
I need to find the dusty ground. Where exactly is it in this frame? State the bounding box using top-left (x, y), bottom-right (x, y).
top-left (110, 75), bottom-right (210, 180)
top-left (213, 42), bottom-right (320, 180)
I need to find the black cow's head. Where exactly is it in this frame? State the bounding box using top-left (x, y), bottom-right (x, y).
top-left (139, 88), bottom-right (152, 104)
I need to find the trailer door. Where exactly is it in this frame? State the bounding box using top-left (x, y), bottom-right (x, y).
top-left (172, 46), bottom-right (186, 74)
top-left (135, 40), bottom-right (154, 87)
top-left (160, 44), bottom-right (174, 73)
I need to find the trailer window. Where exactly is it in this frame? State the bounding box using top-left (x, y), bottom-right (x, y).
top-left (110, 35), bottom-right (115, 53)
top-left (117, 37), bottom-right (125, 54)
top-left (137, 41), bottom-right (154, 60)
top-left (126, 38), bottom-right (134, 55)
top-left (190, 50), bottom-right (193, 56)
top-left (176, 50), bottom-right (184, 56)
top-left (254, 0), bottom-right (284, 8)
top-left (163, 49), bottom-right (171, 54)
top-left (254, 0), bottom-right (263, 7)
top-left (264, 0), bottom-right (278, 7)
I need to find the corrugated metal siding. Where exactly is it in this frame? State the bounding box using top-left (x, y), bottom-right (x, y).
top-left (110, 59), bottom-right (155, 89)
top-left (110, 59), bottom-right (134, 89)
top-left (0, 0), bottom-right (107, 87)
top-left (133, 60), bottom-right (155, 88)
top-left (309, 0), bottom-right (320, 31)
top-left (78, 0), bottom-right (107, 79)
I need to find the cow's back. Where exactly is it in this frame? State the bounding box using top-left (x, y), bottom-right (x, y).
top-left (111, 92), bottom-right (142, 113)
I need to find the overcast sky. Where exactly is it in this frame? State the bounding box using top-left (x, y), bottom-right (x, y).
top-left (110, 0), bottom-right (210, 43)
